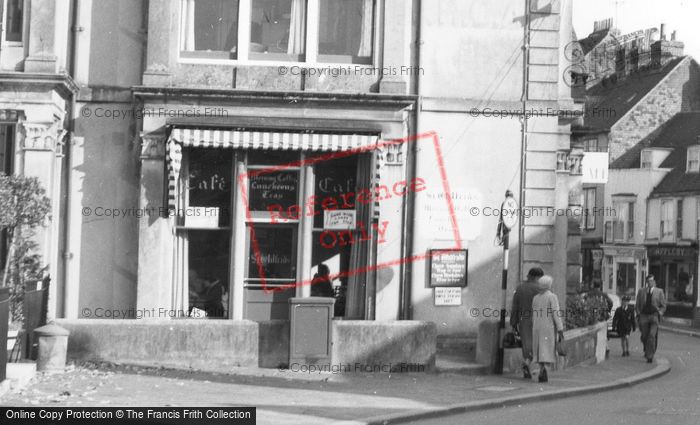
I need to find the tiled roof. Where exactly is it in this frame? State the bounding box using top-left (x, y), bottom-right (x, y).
top-left (583, 57), bottom-right (686, 129)
top-left (618, 112), bottom-right (700, 196)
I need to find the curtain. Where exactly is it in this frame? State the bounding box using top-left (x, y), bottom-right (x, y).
top-left (180, 0), bottom-right (195, 51)
top-left (345, 153), bottom-right (373, 319)
top-left (288, 0), bottom-right (306, 55)
top-left (357, 0), bottom-right (373, 57)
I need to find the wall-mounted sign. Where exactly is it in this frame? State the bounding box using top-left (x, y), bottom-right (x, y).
top-left (582, 152), bottom-right (609, 183)
top-left (648, 246), bottom-right (697, 259)
top-left (184, 207), bottom-right (220, 228)
top-left (434, 287), bottom-right (462, 306)
top-left (419, 188), bottom-right (482, 241)
top-left (324, 210), bottom-right (356, 230)
top-left (429, 249), bottom-right (468, 287)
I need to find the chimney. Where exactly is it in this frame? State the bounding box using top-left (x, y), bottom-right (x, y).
top-left (651, 29), bottom-right (684, 66)
top-left (660, 23), bottom-right (666, 40)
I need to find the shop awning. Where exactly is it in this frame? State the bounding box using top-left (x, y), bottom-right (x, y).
top-left (166, 128), bottom-right (380, 213)
top-left (169, 128), bottom-right (379, 151)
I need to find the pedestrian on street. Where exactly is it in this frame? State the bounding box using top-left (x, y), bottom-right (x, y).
top-left (635, 274), bottom-right (666, 363)
top-left (510, 267), bottom-right (544, 379)
top-left (612, 295), bottom-right (635, 356)
top-left (532, 275), bottom-right (564, 383)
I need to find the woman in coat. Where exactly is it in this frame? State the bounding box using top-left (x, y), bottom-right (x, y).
top-left (531, 275), bottom-right (564, 382)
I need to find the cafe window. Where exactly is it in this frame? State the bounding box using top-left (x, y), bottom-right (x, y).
top-left (180, 148), bottom-right (233, 318)
top-left (4, 0), bottom-right (24, 43)
top-left (179, 0), bottom-right (374, 63)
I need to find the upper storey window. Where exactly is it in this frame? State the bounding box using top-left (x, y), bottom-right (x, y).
top-left (180, 0), bottom-right (374, 64)
top-left (4, 0), bottom-right (24, 43)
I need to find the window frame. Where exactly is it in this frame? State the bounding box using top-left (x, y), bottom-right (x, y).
top-left (583, 138), bottom-right (599, 153)
top-left (660, 199), bottom-right (675, 242)
top-left (687, 145), bottom-right (700, 173)
top-left (178, 0), bottom-right (377, 66)
top-left (611, 199), bottom-right (634, 243)
top-left (1, 0), bottom-right (26, 45)
top-left (677, 199), bottom-right (684, 239)
top-left (640, 149), bottom-right (653, 169)
top-left (582, 187), bottom-right (596, 230)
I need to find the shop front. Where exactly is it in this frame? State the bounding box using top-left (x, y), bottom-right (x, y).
top-left (601, 245), bottom-right (647, 300)
top-left (647, 245), bottom-right (698, 319)
top-left (135, 89), bottom-right (416, 323)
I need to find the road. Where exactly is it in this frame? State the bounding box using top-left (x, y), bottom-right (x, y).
top-left (408, 330), bottom-right (700, 425)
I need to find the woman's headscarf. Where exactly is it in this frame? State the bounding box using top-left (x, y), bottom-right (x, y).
top-left (538, 275), bottom-right (553, 292)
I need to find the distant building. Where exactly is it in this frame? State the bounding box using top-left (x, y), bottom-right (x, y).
top-left (573, 18), bottom-right (700, 325)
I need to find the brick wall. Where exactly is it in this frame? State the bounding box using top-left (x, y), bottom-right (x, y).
top-left (609, 58), bottom-right (700, 162)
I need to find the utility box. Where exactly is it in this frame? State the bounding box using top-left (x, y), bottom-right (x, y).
top-left (288, 297), bottom-right (334, 368)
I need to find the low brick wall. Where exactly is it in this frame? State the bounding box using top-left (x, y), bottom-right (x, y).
top-left (56, 319), bottom-right (437, 373)
top-left (57, 319), bottom-right (259, 371)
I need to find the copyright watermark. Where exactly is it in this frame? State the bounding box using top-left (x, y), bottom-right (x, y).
top-left (277, 65), bottom-right (424, 77)
top-left (468, 106), bottom-right (616, 120)
top-left (80, 106), bottom-right (230, 120)
top-left (468, 206), bottom-right (617, 219)
top-left (281, 362), bottom-right (425, 374)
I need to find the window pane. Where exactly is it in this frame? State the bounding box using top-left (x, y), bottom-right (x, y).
top-left (248, 170), bottom-right (299, 213)
top-left (314, 155), bottom-right (358, 229)
top-left (188, 230), bottom-right (230, 318)
top-left (250, 0), bottom-right (306, 59)
top-left (5, 0), bottom-right (23, 42)
top-left (248, 226), bottom-right (296, 279)
top-left (186, 148), bottom-right (232, 226)
top-left (185, 0), bottom-right (239, 54)
top-left (318, 0), bottom-right (373, 61)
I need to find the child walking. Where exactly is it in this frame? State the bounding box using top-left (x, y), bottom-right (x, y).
top-left (612, 295), bottom-right (636, 356)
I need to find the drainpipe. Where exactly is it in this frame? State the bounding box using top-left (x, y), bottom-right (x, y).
top-left (61, 0), bottom-right (81, 318)
top-left (398, 0), bottom-right (422, 320)
top-left (518, 0), bottom-right (531, 284)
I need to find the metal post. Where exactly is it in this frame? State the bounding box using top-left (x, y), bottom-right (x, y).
top-left (495, 227), bottom-right (510, 375)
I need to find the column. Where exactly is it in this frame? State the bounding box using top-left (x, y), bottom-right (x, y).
top-left (136, 132), bottom-right (174, 312)
top-left (20, 119), bottom-right (66, 317)
top-left (379, 0), bottom-right (413, 94)
top-left (24, 0), bottom-right (58, 72)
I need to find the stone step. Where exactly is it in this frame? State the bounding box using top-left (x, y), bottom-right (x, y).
top-left (436, 336), bottom-right (477, 362)
top-left (435, 354), bottom-right (490, 376)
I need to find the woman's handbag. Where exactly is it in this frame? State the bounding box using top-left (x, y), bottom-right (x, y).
top-left (556, 338), bottom-right (567, 357)
top-left (504, 331), bottom-right (522, 348)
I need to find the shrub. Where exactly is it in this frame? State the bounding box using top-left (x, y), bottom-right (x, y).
top-left (565, 293), bottom-right (611, 330)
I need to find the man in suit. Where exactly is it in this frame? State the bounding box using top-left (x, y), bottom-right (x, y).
top-left (635, 274), bottom-right (667, 363)
top-left (510, 267), bottom-right (544, 379)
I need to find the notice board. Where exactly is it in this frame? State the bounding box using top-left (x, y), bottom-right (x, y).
top-left (429, 249), bottom-right (468, 287)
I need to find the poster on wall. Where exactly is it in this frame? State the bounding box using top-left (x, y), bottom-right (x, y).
top-left (434, 287), bottom-right (462, 306)
top-left (429, 249), bottom-right (468, 287)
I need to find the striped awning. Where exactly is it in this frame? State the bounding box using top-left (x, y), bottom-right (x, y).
top-left (166, 128), bottom-right (380, 213)
top-left (169, 128), bottom-right (379, 151)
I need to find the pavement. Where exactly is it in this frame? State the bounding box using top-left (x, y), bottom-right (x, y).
top-left (0, 337), bottom-right (671, 425)
top-left (659, 319), bottom-right (700, 339)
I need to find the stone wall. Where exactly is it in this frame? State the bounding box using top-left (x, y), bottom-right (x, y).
top-left (56, 319), bottom-right (437, 373)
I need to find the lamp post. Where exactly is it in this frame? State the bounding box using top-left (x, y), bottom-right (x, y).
top-left (495, 190), bottom-right (518, 374)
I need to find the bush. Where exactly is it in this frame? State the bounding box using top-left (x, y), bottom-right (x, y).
top-left (0, 174), bottom-right (51, 325)
top-left (565, 293), bottom-right (611, 330)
